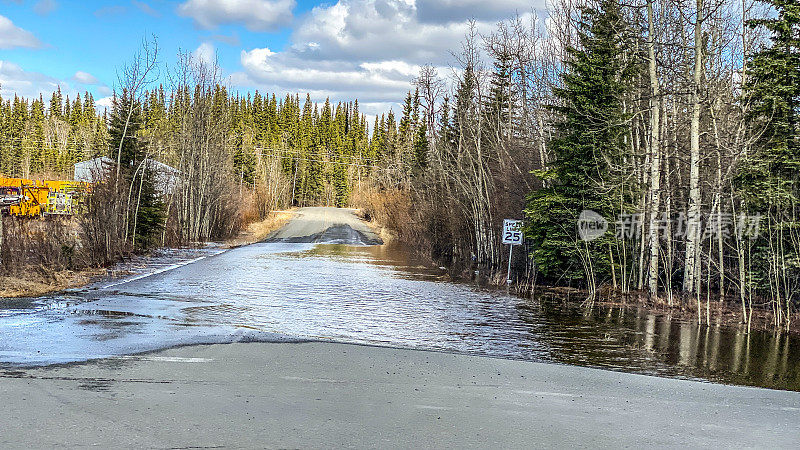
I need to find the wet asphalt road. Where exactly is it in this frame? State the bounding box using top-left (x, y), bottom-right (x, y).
top-left (2, 342), bottom-right (799, 448)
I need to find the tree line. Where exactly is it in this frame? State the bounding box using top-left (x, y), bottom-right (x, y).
top-left (1, 0), bottom-right (797, 330)
top-left (0, 43), bottom-right (430, 265)
top-left (357, 0), bottom-right (799, 330)
top-left (0, 87), bottom-right (109, 177)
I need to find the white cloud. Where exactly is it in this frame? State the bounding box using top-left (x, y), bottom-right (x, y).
top-left (0, 14), bottom-right (43, 49)
top-left (95, 96), bottom-right (114, 112)
top-left (287, 0), bottom-right (543, 65)
top-left (415, 0), bottom-right (538, 24)
top-left (0, 60), bottom-right (69, 99)
top-left (193, 42), bottom-right (216, 65)
top-left (33, 0), bottom-right (57, 16)
top-left (235, 48), bottom-right (424, 104)
top-left (132, 0), bottom-right (160, 17)
top-left (0, 61), bottom-right (111, 108)
top-left (177, 0), bottom-right (295, 32)
top-left (73, 71), bottom-right (100, 85)
top-left (231, 0), bottom-right (534, 109)
top-left (359, 60), bottom-right (420, 79)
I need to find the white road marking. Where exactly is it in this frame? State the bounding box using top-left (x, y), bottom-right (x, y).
top-left (119, 356), bottom-right (213, 363)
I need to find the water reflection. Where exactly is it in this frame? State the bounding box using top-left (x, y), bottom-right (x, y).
top-left (0, 242), bottom-right (798, 391)
top-left (523, 297), bottom-right (800, 389)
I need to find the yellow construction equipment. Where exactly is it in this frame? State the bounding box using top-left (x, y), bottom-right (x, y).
top-left (0, 177), bottom-right (89, 217)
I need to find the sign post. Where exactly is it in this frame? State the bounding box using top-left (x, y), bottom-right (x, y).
top-left (502, 219), bottom-right (523, 284)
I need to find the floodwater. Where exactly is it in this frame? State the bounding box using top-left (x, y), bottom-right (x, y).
top-left (1, 242), bottom-right (799, 391)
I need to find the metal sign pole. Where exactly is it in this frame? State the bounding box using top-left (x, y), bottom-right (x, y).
top-left (502, 218), bottom-right (524, 286)
top-left (506, 244), bottom-right (513, 285)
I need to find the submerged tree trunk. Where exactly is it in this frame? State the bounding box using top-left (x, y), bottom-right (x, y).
top-left (684, 0), bottom-right (704, 295)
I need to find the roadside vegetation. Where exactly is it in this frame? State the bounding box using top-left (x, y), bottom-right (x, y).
top-left (357, 0), bottom-right (800, 333)
top-left (1, 0), bottom-right (798, 333)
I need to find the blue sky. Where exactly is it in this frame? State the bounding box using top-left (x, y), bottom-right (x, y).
top-left (1, 0), bottom-right (540, 116)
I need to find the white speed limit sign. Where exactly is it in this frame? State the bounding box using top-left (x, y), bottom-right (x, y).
top-left (502, 219), bottom-right (523, 245)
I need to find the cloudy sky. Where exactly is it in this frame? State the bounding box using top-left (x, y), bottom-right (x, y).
top-left (0, 0), bottom-right (538, 116)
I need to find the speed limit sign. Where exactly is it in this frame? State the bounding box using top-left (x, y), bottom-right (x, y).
top-left (502, 219), bottom-right (523, 245)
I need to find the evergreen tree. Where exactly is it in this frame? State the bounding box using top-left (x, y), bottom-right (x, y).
top-left (385, 110), bottom-right (397, 158)
top-left (439, 96), bottom-right (453, 148)
top-left (740, 0), bottom-right (800, 205)
top-left (131, 163), bottom-right (166, 249)
top-left (398, 92), bottom-right (414, 146)
top-left (109, 89), bottom-right (164, 249)
top-left (413, 119), bottom-right (428, 173)
top-left (90, 117), bottom-right (109, 160)
top-left (30, 97), bottom-right (46, 175)
top-left (64, 95), bottom-right (71, 121)
top-left (109, 90), bottom-right (145, 169)
top-left (524, 0), bottom-right (635, 284)
top-left (452, 65), bottom-right (477, 146)
top-left (0, 98), bottom-right (9, 175)
top-left (9, 96), bottom-right (27, 176)
top-left (484, 49), bottom-right (515, 144)
top-left (232, 95), bottom-right (256, 186)
top-left (305, 102), bottom-right (325, 205)
top-left (83, 92), bottom-right (96, 125)
top-left (49, 86), bottom-right (63, 119)
top-left (70, 94), bottom-right (83, 126)
top-left (737, 0), bottom-right (800, 300)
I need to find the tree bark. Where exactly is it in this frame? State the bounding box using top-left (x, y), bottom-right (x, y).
top-left (684, 0), bottom-right (704, 295)
top-left (646, 0), bottom-right (662, 298)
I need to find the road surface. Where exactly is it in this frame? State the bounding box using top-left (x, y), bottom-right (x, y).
top-left (265, 206), bottom-right (383, 245)
top-left (2, 342), bottom-right (798, 448)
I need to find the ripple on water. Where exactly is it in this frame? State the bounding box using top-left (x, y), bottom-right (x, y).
top-left (1, 242), bottom-right (799, 390)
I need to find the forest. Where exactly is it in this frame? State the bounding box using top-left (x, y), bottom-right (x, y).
top-left (0, 0), bottom-right (798, 330)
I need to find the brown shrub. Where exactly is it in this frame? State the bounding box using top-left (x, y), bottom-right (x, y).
top-left (0, 216), bottom-right (80, 275)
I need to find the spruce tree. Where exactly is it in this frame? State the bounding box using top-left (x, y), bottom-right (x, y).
top-left (30, 97), bottom-right (46, 175)
top-left (109, 89), bottom-right (164, 250)
top-left (737, 0), bottom-right (800, 301)
top-left (524, 0), bottom-right (635, 285)
top-left (740, 0), bottom-right (800, 203)
top-left (305, 102), bottom-right (325, 205)
top-left (0, 98), bottom-right (9, 175)
top-left (484, 50), bottom-right (514, 147)
top-left (9, 96), bottom-right (27, 176)
top-left (83, 92), bottom-right (95, 125)
top-left (412, 120), bottom-right (429, 174)
top-left (49, 87), bottom-right (63, 119)
top-left (232, 95), bottom-right (255, 186)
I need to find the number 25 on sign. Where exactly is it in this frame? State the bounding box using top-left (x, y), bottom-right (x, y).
top-left (503, 219), bottom-right (523, 245)
top-left (503, 219), bottom-right (523, 284)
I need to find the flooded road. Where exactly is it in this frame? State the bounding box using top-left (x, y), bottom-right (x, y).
top-left (1, 209), bottom-right (799, 391)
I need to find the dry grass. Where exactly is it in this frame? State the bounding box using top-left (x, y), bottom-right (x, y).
top-left (0, 267), bottom-right (105, 298)
top-left (353, 208), bottom-right (396, 244)
top-left (225, 209), bottom-right (297, 248)
top-left (351, 187), bottom-right (421, 244)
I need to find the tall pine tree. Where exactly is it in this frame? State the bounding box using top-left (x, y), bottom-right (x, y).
top-left (109, 89), bottom-right (164, 249)
top-left (524, 0), bottom-right (635, 288)
top-left (737, 0), bottom-right (800, 310)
